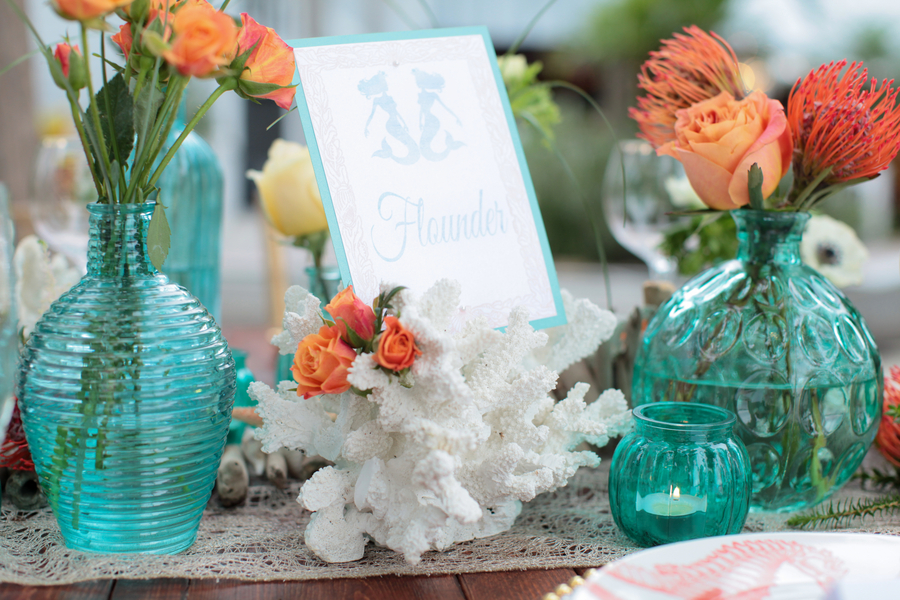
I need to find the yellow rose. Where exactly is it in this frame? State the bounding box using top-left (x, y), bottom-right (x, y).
top-left (247, 140), bottom-right (328, 237)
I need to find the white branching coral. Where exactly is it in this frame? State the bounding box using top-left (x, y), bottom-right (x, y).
top-left (251, 280), bottom-right (630, 565)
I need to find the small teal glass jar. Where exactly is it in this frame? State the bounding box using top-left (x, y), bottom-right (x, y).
top-left (227, 349), bottom-right (256, 445)
top-left (17, 202), bottom-right (235, 554)
top-left (609, 402), bottom-right (751, 547)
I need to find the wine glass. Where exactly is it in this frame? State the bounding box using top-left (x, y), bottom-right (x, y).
top-left (0, 183), bottom-right (17, 449)
top-left (30, 136), bottom-right (94, 272)
top-left (602, 139), bottom-right (686, 281)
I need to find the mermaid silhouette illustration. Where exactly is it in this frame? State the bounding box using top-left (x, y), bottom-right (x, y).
top-left (358, 71), bottom-right (419, 165)
top-left (413, 69), bottom-right (465, 162)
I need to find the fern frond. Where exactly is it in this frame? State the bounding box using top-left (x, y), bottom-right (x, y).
top-left (786, 494), bottom-right (900, 530)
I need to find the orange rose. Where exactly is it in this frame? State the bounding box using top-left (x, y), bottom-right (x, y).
top-left (52, 0), bottom-right (134, 21)
top-left (161, 3), bottom-right (237, 77)
top-left (112, 23), bottom-right (134, 56)
top-left (375, 317), bottom-right (421, 372)
top-left (232, 13), bottom-right (296, 110)
top-left (324, 286), bottom-right (376, 344)
top-left (291, 325), bottom-right (357, 398)
top-left (658, 91), bottom-right (793, 210)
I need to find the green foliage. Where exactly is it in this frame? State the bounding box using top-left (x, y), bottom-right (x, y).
top-left (659, 214), bottom-right (738, 275)
top-left (748, 164), bottom-right (765, 211)
top-left (585, 0), bottom-right (730, 61)
top-left (854, 466), bottom-right (900, 489)
top-left (787, 495), bottom-right (900, 530)
top-left (89, 73), bottom-right (134, 169)
top-left (503, 58), bottom-right (561, 146)
top-left (148, 202), bottom-right (171, 270)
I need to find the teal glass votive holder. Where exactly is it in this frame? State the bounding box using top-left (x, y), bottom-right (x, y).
top-left (609, 402), bottom-right (751, 547)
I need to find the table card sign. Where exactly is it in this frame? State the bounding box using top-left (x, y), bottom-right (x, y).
top-left (289, 27), bottom-right (565, 330)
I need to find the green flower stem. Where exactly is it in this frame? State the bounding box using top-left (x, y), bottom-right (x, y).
top-left (131, 76), bottom-right (188, 199)
top-left (81, 26), bottom-right (114, 200)
top-left (99, 34), bottom-right (127, 203)
top-left (126, 56), bottom-right (168, 202)
top-left (68, 95), bottom-right (103, 194)
top-left (147, 81), bottom-right (233, 190)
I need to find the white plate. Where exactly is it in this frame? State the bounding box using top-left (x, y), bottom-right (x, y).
top-left (571, 532), bottom-right (900, 600)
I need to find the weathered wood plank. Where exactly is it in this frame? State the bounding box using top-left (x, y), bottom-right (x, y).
top-left (458, 569), bottom-right (577, 600)
top-left (187, 574), bottom-right (466, 600)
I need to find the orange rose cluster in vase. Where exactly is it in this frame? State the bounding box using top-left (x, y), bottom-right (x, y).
top-left (629, 27), bottom-right (897, 512)
top-left (292, 286), bottom-right (422, 398)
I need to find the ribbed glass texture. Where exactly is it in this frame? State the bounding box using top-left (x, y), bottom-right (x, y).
top-left (633, 210), bottom-right (882, 513)
top-left (157, 104), bottom-right (224, 321)
top-left (17, 202), bottom-right (235, 554)
top-left (609, 403), bottom-right (751, 547)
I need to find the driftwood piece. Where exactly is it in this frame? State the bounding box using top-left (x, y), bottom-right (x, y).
top-left (241, 427), bottom-right (266, 476)
top-left (217, 444), bottom-right (249, 507)
top-left (280, 448), bottom-right (305, 479)
top-left (265, 450), bottom-right (288, 489)
top-left (5, 469), bottom-right (47, 510)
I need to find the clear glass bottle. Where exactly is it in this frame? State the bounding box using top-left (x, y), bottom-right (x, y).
top-left (17, 202), bottom-right (235, 553)
top-left (632, 210), bottom-right (882, 512)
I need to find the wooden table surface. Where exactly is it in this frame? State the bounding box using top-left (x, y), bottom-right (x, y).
top-left (0, 568), bottom-right (594, 599)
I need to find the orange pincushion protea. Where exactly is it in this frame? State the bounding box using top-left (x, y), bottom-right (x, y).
top-left (875, 366), bottom-right (900, 467)
top-left (630, 25), bottom-right (746, 148)
top-left (787, 61), bottom-right (900, 192)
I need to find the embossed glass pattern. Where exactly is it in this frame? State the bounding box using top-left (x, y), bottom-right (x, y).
top-left (609, 403), bottom-right (751, 547)
top-left (17, 202), bottom-right (235, 554)
top-left (633, 210), bottom-right (882, 512)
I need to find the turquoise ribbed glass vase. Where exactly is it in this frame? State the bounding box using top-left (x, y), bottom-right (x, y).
top-left (632, 210), bottom-right (882, 513)
top-left (157, 102), bottom-right (224, 321)
top-left (17, 202), bottom-right (235, 554)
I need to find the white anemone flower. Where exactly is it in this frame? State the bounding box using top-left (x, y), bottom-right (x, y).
top-left (13, 236), bottom-right (80, 339)
top-left (800, 215), bottom-right (868, 288)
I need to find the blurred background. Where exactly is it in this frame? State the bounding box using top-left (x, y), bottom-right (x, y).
top-left (1, 0), bottom-right (899, 382)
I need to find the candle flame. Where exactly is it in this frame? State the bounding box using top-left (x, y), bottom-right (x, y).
top-left (672, 486), bottom-right (681, 501)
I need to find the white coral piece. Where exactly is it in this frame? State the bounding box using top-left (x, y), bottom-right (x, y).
top-left (252, 280), bottom-right (628, 565)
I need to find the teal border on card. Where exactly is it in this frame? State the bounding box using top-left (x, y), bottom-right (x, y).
top-left (287, 27), bottom-right (566, 330)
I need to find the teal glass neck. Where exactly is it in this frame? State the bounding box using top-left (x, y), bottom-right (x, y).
top-left (732, 210), bottom-right (809, 265)
top-left (633, 402), bottom-right (735, 443)
top-left (86, 203), bottom-right (157, 278)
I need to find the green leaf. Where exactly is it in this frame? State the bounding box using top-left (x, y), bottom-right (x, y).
top-left (88, 73), bottom-right (134, 167)
top-left (238, 79), bottom-right (289, 96)
top-left (147, 202), bottom-right (171, 270)
top-left (133, 83), bottom-right (165, 144)
top-left (748, 163), bottom-right (765, 211)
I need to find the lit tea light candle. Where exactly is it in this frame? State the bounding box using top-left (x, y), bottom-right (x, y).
top-left (636, 486), bottom-right (708, 543)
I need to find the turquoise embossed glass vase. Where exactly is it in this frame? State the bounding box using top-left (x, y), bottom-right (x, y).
top-left (157, 102), bottom-right (224, 321)
top-left (609, 403), bottom-right (751, 547)
top-left (632, 210), bottom-right (882, 513)
top-left (17, 202), bottom-right (235, 554)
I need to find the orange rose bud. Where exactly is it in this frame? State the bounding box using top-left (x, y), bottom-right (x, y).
top-left (162, 3), bottom-right (238, 77)
top-left (52, 43), bottom-right (87, 90)
top-left (291, 325), bottom-right (357, 399)
top-left (233, 13), bottom-right (297, 110)
top-left (375, 316), bottom-right (421, 372)
top-left (657, 91), bottom-right (793, 210)
top-left (325, 286), bottom-right (376, 344)
top-left (52, 0), bottom-right (134, 21)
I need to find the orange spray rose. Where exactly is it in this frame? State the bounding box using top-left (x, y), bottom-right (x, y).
top-left (162, 3), bottom-right (238, 77)
top-left (876, 366), bottom-right (900, 467)
top-left (375, 317), bottom-right (421, 372)
top-left (52, 0), bottom-right (134, 21)
top-left (657, 90), bottom-right (793, 210)
top-left (325, 286), bottom-right (376, 343)
top-left (233, 13), bottom-right (297, 109)
top-left (291, 325), bottom-right (357, 398)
